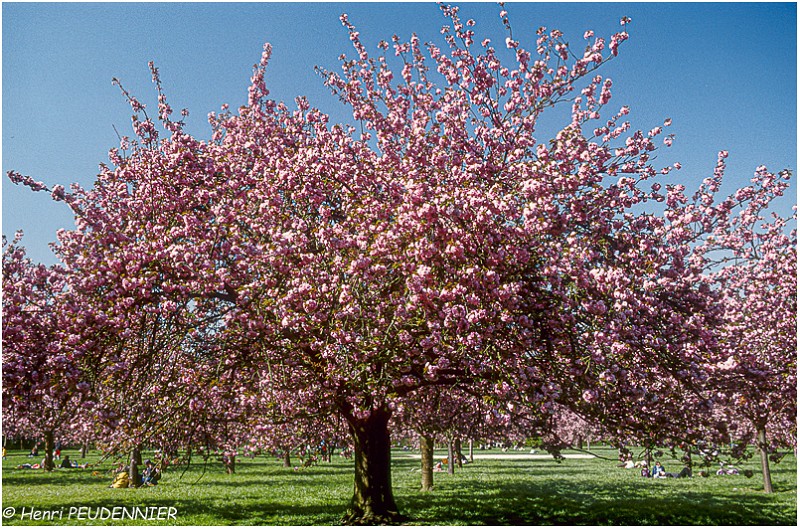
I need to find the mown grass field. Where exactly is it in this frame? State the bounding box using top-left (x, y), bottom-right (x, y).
top-left (1, 447), bottom-right (796, 525)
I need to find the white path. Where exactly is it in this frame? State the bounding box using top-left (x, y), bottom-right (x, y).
top-left (394, 452), bottom-right (595, 460)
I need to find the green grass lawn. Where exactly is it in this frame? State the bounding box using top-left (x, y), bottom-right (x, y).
top-left (1, 447), bottom-right (796, 525)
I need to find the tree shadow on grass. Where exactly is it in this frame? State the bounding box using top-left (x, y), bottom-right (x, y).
top-left (397, 476), bottom-right (796, 525)
top-left (4, 456), bottom-right (795, 525)
top-left (1, 495), bottom-right (349, 526)
top-left (2, 470), bottom-right (109, 488)
top-left (162, 498), bottom-right (348, 525)
top-left (267, 466), bottom-right (356, 477)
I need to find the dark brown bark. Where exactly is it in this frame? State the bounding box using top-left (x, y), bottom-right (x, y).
top-left (283, 449), bottom-right (291, 468)
top-left (454, 438), bottom-right (463, 469)
top-left (682, 448), bottom-right (692, 471)
top-left (129, 446), bottom-right (141, 487)
top-left (342, 408), bottom-right (404, 524)
top-left (756, 426), bottom-right (774, 493)
top-left (80, 442), bottom-right (88, 460)
top-left (224, 454), bottom-right (236, 474)
top-left (447, 438), bottom-right (455, 474)
top-left (420, 434), bottom-right (434, 492)
top-left (43, 431), bottom-right (55, 471)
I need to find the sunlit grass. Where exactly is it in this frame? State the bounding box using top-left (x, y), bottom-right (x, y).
top-left (2, 447), bottom-right (795, 525)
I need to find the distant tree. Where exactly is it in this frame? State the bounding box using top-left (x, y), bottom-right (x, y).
top-left (700, 164), bottom-right (796, 492)
top-left (2, 234), bottom-right (90, 470)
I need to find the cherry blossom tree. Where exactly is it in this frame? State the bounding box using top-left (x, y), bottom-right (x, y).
top-left (699, 165), bottom-right (796, 493)
top-left (395, 386), bottom-right (514, 489)
top-left (2, 234), bottom-right (92, 470)
top-left (545, 406), bottom-right (602, 451)
top-left (6, 4), bottom-right (794, 522)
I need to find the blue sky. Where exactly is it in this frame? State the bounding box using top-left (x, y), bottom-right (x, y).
top-left (3, 2), bottom-right (796, 265)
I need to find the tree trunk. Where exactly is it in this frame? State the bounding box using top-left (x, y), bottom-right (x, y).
top-left (756, 426), bottom-right (774, 493)
top-left (454, 438), bottom-right (463, 469)
top-left (283, 449), bottom-right (291, 468)
top-left (43, 431), bottom-right (55, 471)
top-left (447, 438), bottom-right (455, 474)
top-left (80, 442), bottom-right (88, 460)
top-left (130, 446), bottom-right (141, 487)
top-left (468, 439), bottom-right (474, 463)
top-left (225, 454), bottom-right (236, 474)
top-left (682, 448), bottom-right (692, 471)
top-left (343, 408), bottom-right (403, 524)
top-left (420, 433), bottom-right (434, 492)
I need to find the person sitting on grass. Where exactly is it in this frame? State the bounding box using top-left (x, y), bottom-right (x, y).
top-left (640, 466), bottom-right (650, 477)
top-left (141, 460), bottom-right (161, 486)
top-left (60, 455), bottom-right (72, 469)
top-left (109, 471), bottom-right (130, 488)
top-left (651, 461), bottom-right (667, 478)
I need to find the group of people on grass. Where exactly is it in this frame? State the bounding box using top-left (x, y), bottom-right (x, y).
top-left (14, 443), bottom-right (93, 471)
top-left (15, 454), bottom-right (93, 470)
top-left (619, 456), bottom-right (692, 478)
top-left (620, 454), bottom-right (749, 479)
top-left (642, 461), bottom-right (692, 479)
top-left (24, 441), bottom-right (62, 459)
top-left (9, 442), bottom-right (161, 487)
top-left (109, 459), bottom-right (161, 488)
top-left (15, 458), bottom-right (92, 470)
top-left (15, 440), bottom-right (82, 468)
